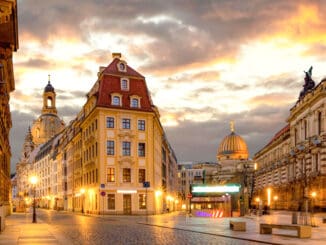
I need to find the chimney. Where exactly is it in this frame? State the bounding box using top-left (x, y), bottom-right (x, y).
top-left (112, 53), bottom-right (121, 59)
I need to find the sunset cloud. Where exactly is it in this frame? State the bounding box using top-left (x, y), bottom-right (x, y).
top-left (10, 0), bottom-right (326, 172)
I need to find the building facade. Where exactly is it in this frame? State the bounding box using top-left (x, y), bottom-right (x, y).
top-left (0, 0), bottom-right (18, 230)
top-left (15, 53), bottom-right (178, 215)
top-left (253, 70), bottom-right (326, 212)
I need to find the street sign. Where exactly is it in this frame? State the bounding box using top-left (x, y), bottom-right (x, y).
top-left (100, 191), bottom-right (106, 197)
top-left (143, 181), bottom-right (150, 188)
top-left (100, 183), bottom-right (105, 189)
top-left (187, 193), bottom-right (192, 198)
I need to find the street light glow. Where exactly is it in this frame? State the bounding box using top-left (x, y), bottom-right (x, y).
top-left (192, 185), bottom-right (240, 193)
top-left (30, 175), bottom-right (38, 185)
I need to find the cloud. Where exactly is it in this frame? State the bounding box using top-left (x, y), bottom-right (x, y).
top-left (18, 0), bottom-right (324, 75)
top-left (165, 104), bottom-right (289, 163)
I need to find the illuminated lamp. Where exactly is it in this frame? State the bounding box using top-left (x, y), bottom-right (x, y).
top-left (192, 185), bottom-right (240, 193)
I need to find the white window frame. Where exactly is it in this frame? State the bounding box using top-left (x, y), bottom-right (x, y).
top-left (121, 78), bottom-right (129, 91)
top-left (111, 93), bottom-right (122, 106)
top-left (130, 95), bottom-right (141, 108)
top-left (117, 61), bottom-right (127, 72)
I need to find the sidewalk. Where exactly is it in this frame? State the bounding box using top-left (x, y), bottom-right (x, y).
top-left (141, 211), bottom-right (326, 245)
top-left (0, 213), bottom-right (73, 245)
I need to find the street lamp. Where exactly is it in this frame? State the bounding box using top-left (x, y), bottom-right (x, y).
top-left (29, 175), bottom-right (38, 223)
top-left (311, 191), bottom-right (317, 227)
top-left (80, 188), bottom-right (85, 214)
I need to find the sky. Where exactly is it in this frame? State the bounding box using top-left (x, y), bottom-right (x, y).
top-left (9, 0), bottom-right (326, 173)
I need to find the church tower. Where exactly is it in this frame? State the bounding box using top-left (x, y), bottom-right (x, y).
top-left (30, 76), bottom-right (65, 146)
top-left (42, 75), bottom-right (57, 115)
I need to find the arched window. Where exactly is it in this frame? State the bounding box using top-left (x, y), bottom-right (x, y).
top-left (47, 97), bottom-right (53, 107)
top-left (112, 96), bottom-right (121, 106)
top-left (304, 120), bottom-right (308, 140)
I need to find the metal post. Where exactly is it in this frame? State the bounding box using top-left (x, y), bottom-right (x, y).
top-left (32, 186), bottom-right (37, 223)
top-left (146, 187), bottom-right (148, 223)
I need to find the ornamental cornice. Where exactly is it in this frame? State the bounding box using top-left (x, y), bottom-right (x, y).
top-left (0, 0), bottom-right (14, 24)
top-left (118, 156), bottom-right (135, 165)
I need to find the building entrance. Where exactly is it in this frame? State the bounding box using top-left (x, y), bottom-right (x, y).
top-left (123, 194), bottom-right (132, 214)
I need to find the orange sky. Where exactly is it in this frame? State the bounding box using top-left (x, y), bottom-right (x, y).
top-left (10, 0), bottom-right (326, 173)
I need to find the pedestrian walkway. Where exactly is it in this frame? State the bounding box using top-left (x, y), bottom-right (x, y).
top-left (141, 211), bottom-right (326, 245)
top-left (0, 213), bottom-right (73, 245)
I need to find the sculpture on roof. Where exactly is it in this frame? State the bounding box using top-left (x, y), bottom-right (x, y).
top-left (299, 66), bottom-right (315, 99)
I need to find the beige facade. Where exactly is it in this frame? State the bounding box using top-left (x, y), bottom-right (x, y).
top-left (253, 73), bottom-right (326, 212)
top-left (15, 54), bottom-right (178, 215)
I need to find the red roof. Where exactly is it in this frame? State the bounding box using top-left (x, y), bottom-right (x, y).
top-left (103, 58), bottom-right (144, 78)
top-left (96, 58), bottom-right (154, 112)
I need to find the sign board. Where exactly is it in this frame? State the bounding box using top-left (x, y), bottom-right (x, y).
top-left (100, 184), bottom-right (105, 189)
top-left (100, 191), bottom-right (106, 197)
top-left (187, 193), bottom-right (192, 198)
top-left (143, 181), bottom-right (150, 188)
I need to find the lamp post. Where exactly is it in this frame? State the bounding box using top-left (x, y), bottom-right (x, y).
top-left (29, 176), bottom-right (38, 223)
top-left (311, 192), bottom-right (316, 227)
top-left (80, 188), bottom-right (85, 214)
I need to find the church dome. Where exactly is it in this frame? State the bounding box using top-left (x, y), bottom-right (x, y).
top-left (217, 122), bottom-right (249, 160)
top-left (31, 114), bottom-right (65, 146)
top-left (44, 81), bottom-right (54, 92)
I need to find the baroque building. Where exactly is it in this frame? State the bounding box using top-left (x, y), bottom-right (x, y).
top-left (0, 0), bottom-right (18, 230)
top-left (16, 53), bottom-right (178, 215)
top-left (253, 68), bottom-right (326, 212)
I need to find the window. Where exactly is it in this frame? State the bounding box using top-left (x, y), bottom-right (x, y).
top-left (107, 141), bottom-right (115, 155)
top-left (112, 96), bottom-right (120, 106)
top-left (121, 78), bottom-right (129, 90)
top-left (123, 168), bottom-right (131, 182)
top-left (107, 168), bottom-right (115, 182)
top-left (131, 98), bottom-right (139, 108)
top-left (139, 194), bottom-right (146, 209)
top-left (107, 194), bottom-right (115, 210)
top-left (138, 120), bottom-right (145, 131)
top-left (138, 143), bottom-right (145, 157)
top-left (119, 63), bottom-right (125, 71)
top-left (106, 117), bottom-right (114, 128)
top-left (318, 112), bottom-right (322, 135)
top-left (304, 120), bottom-right (308, 140)
top-left (122, 118), bottom-right (131, 129)
top-left (118, 62), bottom-right (126, 72)
top-left (122, 141), bottom-right (131, 156)
top-left (138, 169), bottom-right (145, 183)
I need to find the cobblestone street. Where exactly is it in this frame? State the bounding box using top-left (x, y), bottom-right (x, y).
top-left (1, 209), bottom-right (326, 244)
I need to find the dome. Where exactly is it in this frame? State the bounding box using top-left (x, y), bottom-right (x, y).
top-left (217, 123), bottom-right (249, 160)
top-left (31, 114), bottom-right (65, 146)
top-left (44, 81), bottom-right (54, 92)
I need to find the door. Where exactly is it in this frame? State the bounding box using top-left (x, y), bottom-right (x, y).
top-left (123, 194), bottom-right (132, 214)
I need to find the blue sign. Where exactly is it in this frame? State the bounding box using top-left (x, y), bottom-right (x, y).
top-left (143, 181), bottom-right (150, 188)
top-left (100, 184), bottom-right (105, 189)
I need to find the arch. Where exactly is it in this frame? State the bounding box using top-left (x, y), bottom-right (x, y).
top-left (47, 96), bottom-right (53, 107)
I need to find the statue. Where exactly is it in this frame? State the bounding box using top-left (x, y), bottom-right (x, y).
top-left (299, 66), bottom-right (315, 99)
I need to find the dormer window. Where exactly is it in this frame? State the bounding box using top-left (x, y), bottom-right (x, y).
top-left (118, 62), bottom-right (127, 72)
top-left (121, 78), bottom-right (129, 91)
top-left (130, 95), bottom-right (141, 108)
top-left (111, 93), bottom-right (122, 106)
top-left (131, 98), bottom-right (139, 108)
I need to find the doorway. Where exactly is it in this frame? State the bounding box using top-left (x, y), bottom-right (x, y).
top-left (123, 194), bottom-right (132, 214)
